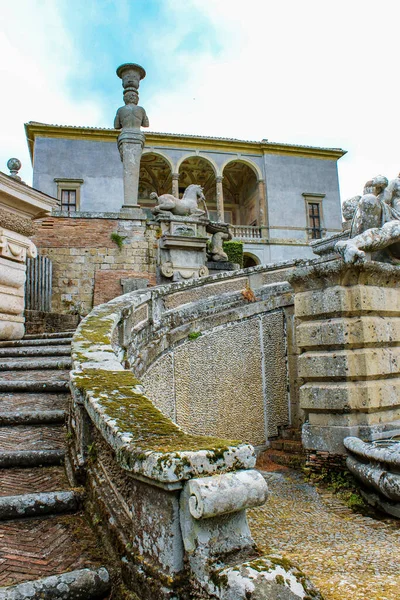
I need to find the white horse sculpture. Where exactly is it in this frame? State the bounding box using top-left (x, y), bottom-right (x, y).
top-left (150, 184), bottom-right (208, 217)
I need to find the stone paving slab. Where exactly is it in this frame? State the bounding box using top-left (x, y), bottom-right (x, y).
top-left (249, 470), bottom-right (400, 600)
top-left (0, 370), bottom-right (70, 383)
top-left (0, 513), bottom-right (104, 586)
top-left (0, 467), bottom-right (69, 497)
top-left (0, 425), bottom-right (65, 452)
top-left (0, 393), bottom-right (69, 412)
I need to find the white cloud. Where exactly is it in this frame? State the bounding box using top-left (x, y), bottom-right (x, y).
top-left (148, 0), bottom-right (400, 201)
top-left (1, 0), bottom-right (399, 202)
top-left (0, 0), bottom-right (102, 183)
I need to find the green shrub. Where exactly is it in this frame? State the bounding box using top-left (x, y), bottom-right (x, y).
top-left (223, 241), bottom-right (243, 267)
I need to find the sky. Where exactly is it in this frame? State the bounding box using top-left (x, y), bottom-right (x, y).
top-left (1, 0), bottom-right (399, 202)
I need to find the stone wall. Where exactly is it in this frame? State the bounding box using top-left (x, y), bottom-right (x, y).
top-left (68, 263), bottom-right (321, 599)
top-left (125, 263), bottom-right (298, 446)
top-left (290, 258), bottom-right (400, 462)
top-left (32, 212), bottom-right (157, 314)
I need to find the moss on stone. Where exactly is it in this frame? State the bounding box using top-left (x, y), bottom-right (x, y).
top-left (72, 368), bottom-right (239, 455)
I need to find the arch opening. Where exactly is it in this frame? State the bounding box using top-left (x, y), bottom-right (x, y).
top-left (243, 253), bottom-right (261, 268)
top-left (139, 153), bottom-right (172, 206)
top-left (222, 161), bottom-right (258, 226)
top-left (178, 156), bottom-right (216, 205)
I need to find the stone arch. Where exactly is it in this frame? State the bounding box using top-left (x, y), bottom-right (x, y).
top-left (178, 156), bottom-right (217, 203)
top-left (177, 154), bottom-right (218, 176)
top-left (243, 252), bottom-right (261, 268)
top-left (142, 149), bottom-right (175, 172)
top-left (222, 160), bottom-right (259, 226)
top-left (138, 152), bottom-right (173, 204)
top-left (221, 158), bottom-right (262, 182)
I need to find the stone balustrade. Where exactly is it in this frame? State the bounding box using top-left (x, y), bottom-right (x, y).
top-left (229, 224), bottom-right (263, 240)
top-left (68, 261), bottom-right (321, 599)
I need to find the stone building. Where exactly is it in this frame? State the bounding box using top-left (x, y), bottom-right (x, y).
top-left (27, 122), bottom-right (345, 265)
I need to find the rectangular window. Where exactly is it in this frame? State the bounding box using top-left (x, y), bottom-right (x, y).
top-left (61, 189), bottom-right (77, 212)
top-left (308, 202), bottom-right (322, 239)
top-left (54, 178), bottom-right (83, 212)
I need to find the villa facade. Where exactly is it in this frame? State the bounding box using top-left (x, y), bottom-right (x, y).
top-left (26, 122), bottom-right (345, 266)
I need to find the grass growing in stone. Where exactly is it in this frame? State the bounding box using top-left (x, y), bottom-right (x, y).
top-left (304, 468), bottom-right (367, 513)
top-left (110, 232), bottom-right (126, 250)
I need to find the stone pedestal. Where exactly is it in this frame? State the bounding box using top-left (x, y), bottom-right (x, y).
top-left (117, 130), bottom-right (145, 209)
top-left (155, 214), bottom-right (209, 283)
top-left (289, 258), bottom-right (400, 459)
top-left (0, 227), bottom-right (37, 340)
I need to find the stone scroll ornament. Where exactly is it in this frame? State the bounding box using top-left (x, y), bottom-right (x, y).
top-left (336, 173), bottom-right (400, 264)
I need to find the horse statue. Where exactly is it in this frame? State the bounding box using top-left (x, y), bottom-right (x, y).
top-left (150, 184), bottom-right (208, 217)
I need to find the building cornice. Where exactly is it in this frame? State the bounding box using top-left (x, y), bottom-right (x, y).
top-left (0, 171), bottom-right (57, 219)
top-left (25, 122), bottom-right (346, 165)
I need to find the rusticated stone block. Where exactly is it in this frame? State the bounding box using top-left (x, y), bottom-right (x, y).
top-left (289, 258), bottom-right (400, 458)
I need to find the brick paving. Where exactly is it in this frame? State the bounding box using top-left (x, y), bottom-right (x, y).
top-left (0, 514), bottom-right (103, 586)
top-left (0, 425), bottom-right (65, 451)
top-left (249, 469), bottom-right (400, 600)
top-left (0, 393), bottom-right (68, 412)
top-left (0, 467), bottom-right (69, 496)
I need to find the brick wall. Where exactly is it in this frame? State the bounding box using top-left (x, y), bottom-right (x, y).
top-left (32, 216), bottom-right (157, 315)
top-left (93, 270), bottom-right (156, 306)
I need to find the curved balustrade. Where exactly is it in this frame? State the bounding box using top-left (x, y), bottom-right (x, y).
top-left (68, 260), bottom-right (321, 599)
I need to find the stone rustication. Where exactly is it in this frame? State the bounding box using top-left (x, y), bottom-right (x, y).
top-left (289, 257), bottom-right (400, 461)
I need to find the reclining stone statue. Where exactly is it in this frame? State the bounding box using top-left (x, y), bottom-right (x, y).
top-left (336, 173), bottom-right (400, 264)
top-left (150, 184), bottom-right (207, 217)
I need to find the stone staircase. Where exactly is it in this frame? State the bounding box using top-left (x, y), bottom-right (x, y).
top-left (0, 332), bottom-right (111, 599)
top-left (257, 428), bottom-right (306, 471)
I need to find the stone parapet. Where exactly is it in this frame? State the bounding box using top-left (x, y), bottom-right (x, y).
top-left (68, 261), bottom-right (319, 598)
top-left (289, 258), bottom-right (400, 457)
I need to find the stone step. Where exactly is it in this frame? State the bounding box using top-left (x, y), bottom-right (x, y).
top-left (0, 337), bottom-right (73, 349)
top-left (0, 490), bottom-right (83, 521)
top-left (0, 424), bottom-right (65, 452)
top-left (0, 357), bottom-right (72, 371)
top-left (0, 370), bottom-right (70, 393)
top-left (0, 467), bottom-right (69, 497)
top-left (0, 450), bottom-right (65, 468)
top-left (270, 440), bottom-right (304, 453)
top-left (23, 331), bottom-right (75, 340)
top-left (0, 411), bottom-right (66, 426)
top-left (0, 567), bottom-right (110, 599)
top-left (267, 449), bottom-right (306, 470)
top-left (0, 393), bottom-right (69, 413)
top-left (0, 345), bottom-right (71, 358)
top-left (280, 427), bottom-right (302, 442)
top-left (0, 513), bottom-right (107, 588)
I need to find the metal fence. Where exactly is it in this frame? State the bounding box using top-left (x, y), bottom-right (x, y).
top-left (25, 256), bottom-right (52, 312)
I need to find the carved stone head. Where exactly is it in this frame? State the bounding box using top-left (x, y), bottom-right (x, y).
top-left (124, 91), bottom-right (139, 105)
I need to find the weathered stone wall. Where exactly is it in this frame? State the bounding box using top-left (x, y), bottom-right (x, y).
top-left (32, 212), bottom-right (157, 314)
top-left (68, 265), bottom-right (321, 599)
top-left (290, 258), bottom-right (400, 461)
top-left (130, 264), bottom-right (298, 447)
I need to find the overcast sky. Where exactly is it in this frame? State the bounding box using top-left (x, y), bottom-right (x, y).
top-left (1, 0), bottom-right (399, 202)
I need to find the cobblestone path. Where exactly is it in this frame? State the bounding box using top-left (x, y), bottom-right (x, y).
top-left (0, 333), bottom-right (110, 596)
top-left (249, 469), bottom-right (400, 600)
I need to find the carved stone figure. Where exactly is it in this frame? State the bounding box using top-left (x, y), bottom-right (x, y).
top-left (336, 173), bottom-right (400, 264)
top-left (206, 221), bottom-right (232, 262)
top-left (114, 63), bottom-right (149, 209)
top-left (114, 91), bottom-right (149, 133)
top-left (150, 184), bottom-right (207, 217)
